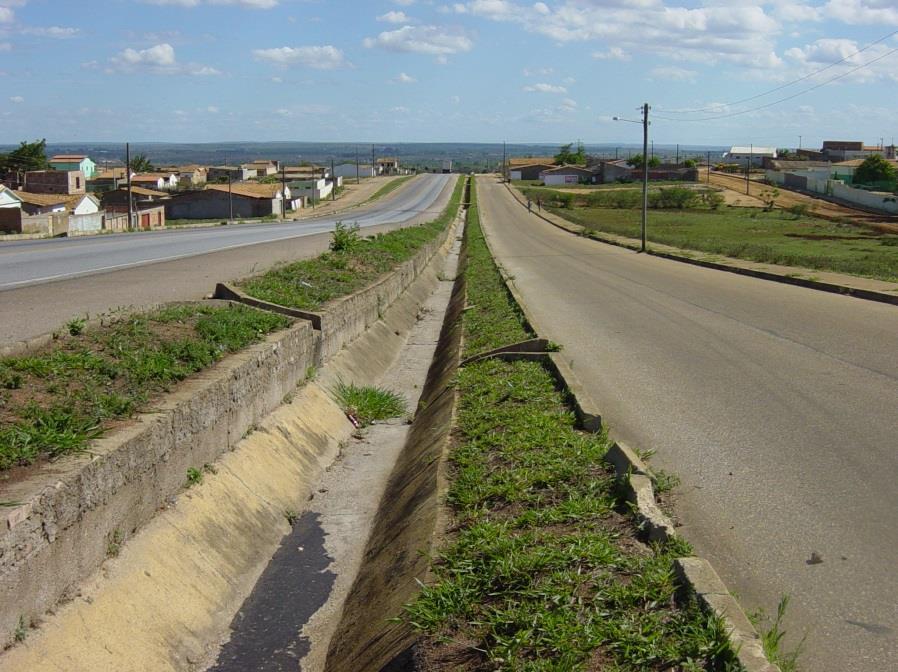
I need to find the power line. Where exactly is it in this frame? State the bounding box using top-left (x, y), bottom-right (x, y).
top-left (657, 28), bottom-right (898, 115)
top-left (654, 47), bottom-right (898, 123)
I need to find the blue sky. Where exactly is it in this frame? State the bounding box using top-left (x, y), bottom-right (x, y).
top-left (1, 0), bottom-right (896, 147)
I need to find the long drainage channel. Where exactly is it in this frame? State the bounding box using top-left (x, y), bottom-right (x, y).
top-left (204, 215), bottom-right (467, 672)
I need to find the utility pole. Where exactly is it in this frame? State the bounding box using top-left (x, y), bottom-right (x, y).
top-left (641, 103), bottom-right (649, 253)
top-left (228, 172), bottom-right (233, 223)
top-left (502, 141), bottom-right (507, 182)
top-left (746, 144), bottom-right (752, 195)
top-left (676, 143), bottom-right (679, 165)
top-left (355, 146), bottom-right (360, 184)
top-left (281, 166), bottom-right (287, 219)
top-left (125, 142), bottom-right (134, 231)
top-left (799, 135), bottom-right (802, 150)
top-left (707, 151), bottom-right (711, 185)
top-left (331, 158), bottom-right (336, 201)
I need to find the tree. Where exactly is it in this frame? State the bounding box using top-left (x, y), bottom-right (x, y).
top-left (129, 154), bottom-right (154, 173)
top-left (854, 154), bottom-right (897, 185)
top-left (0, 139), bottom-right (48, 173)
top-left (683, 158), bottom-right (698, 168)
top-left (627, 154), bottom-right (661, 169)
top-left (554, 141), bottom-right (586, 166)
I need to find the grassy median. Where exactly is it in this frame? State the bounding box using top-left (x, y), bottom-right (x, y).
top-left (403, 180), bottom-right (738, 671)
top-left (520, 185), bottom-right (898, 283)
top-left (0, 305), bottom-right (290, 471)
top-left (238, 175), bottom-right (463, 311)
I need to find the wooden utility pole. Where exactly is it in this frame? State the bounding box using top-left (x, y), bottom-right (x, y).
top-left (281, 166), bottom-right (287, 219)
top-left (641, 103), bottom-right (649, 253)
top-left (331, 158), bottom-right (336, 201)
top-left (125, 142), bottom-right (134, 231)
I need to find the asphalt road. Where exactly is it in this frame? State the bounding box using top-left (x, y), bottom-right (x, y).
top-left (0, 174), bottom-right (453, 343)
top-left (476, 176), bottom-right (898, 672)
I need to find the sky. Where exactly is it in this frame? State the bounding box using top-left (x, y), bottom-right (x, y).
top-left (0, 0), bottom-right (896, 147)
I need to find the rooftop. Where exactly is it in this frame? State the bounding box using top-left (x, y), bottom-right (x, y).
top-left (207, 183), bottom-right (281, 199)
top-left (49, 155), bottom-right (88, 162)
top-left (13, 190), bottom-right (68, 207)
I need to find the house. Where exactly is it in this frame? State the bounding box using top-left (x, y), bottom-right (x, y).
top-left (13, 191), bottom-right (68, 215)
top-left (723, 147), bottom-right (777, 167)
top-left (243, 160), bottom-right (280, 177)
top-left (101, 186), bottom-right (171, 209)
top-left (539, 165), bottom-right (598, 186)
top-left (48, 155), bottom-right (97, 179)
top-left (158, 165), bottom-right (208, 188)
top-left (131, 173), bottom-right (179, 190)
top-left (284, 165), bottom-right (330, 180)
top-left (0, 184), bottom-right (22, 209)
top-left (166, 183), bottom-right (288, 220)
top-left (288, 178), bottom-right (332, 203)
top-left (509, 163), bottom-right (556, 181)
top-left (821, 140), bottom-right (896, 162)
top-left (376, 157), bottom-right (401, 175)
top-left (0, 185), bottom-right (23, 233)
top-left (65, 194), bottom-right (104, 235)
top-left (23, 170), bottom-right (86, 195)
top-left (207, 165), bottom-right (257, 183)
top-left (88, 168), bottom-right (129, 193)
top-left (332, 163), bottom-right (377, 179)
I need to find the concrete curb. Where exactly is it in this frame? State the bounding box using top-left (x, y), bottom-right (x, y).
top-left (503, 181), bottom-right (898, 308)
top-left (479, 184), bottom-right (779, 672)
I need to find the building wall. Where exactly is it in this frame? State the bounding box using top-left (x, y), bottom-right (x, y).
top-left (49, 159), bottom-right (97, 179)
top-left (166, 191), bottom-right (277, 219)
top-left (69, 212), bottom-right (104, 235)
top-left (332, 164), bottom-right (375, 178)
top-left (0, 190), bottom-right (21, 208)
top-left (73, 197), bottom-right (100, 216)
top-left (24, 171), bottom-right (85, 195)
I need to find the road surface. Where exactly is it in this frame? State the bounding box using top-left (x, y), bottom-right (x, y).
top-left (0, 174), bottom-right (453, 343)
top-left (476, 176), bottom-right (898, 672)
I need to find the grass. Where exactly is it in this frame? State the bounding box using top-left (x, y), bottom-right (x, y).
top-left (365, 174), bottom-right (415, 204)
top-left (530, 193), bottom-right (898, 283)
top-left (402, 179), bottom-right (738, 671)
top-left (238, 175), bottom-right (463, 311)
top-left (0, 304), bottom-right (290, 472)
top-left (755, 596), bottom-right (804, 672)
top-left (333, 381), bottom-right (407, 427)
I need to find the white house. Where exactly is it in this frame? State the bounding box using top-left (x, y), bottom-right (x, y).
top-left (332, 163), bottom-right (377, 179)
top-left (724, 146), bottom-right (777, 167)
top-left (288, 178), bottom-right (333, 203)
top-left (0, 185), bottom-right (24, 209)
top-left (68, 194), bottom-right (101, 215)
top-left (131, 173), bottom-right (179, 190)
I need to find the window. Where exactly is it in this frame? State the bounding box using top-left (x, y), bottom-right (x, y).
top-left (76, 177), bottom-right (81, 189)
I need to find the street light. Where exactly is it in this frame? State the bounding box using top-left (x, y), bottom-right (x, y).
top-left (613, 102), bottom-right (650, 252)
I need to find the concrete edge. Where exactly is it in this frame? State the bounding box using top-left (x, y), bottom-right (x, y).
top-left (502, 180), bottom-right (898, 308)
top-left (480, 180), bottom-right (780, 672)
top-left (213, 283), bottom-right (323, 329)
top-left (458, 338), bottom-right (549, 366)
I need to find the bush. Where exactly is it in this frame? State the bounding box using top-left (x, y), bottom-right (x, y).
top-left (702, 190), bottom-right (725, 210)
top-left (788, 203), bottom-right (810, 219)
top-left (330, 221), bottom-right (361, 253)
top-left (650, 187), bottom-right (699, 209)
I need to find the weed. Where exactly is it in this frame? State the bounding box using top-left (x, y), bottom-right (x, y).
top-left (653, 468), bottom-right (681, 494)
top-left (546, 341), bottom-right (563, 352)
top-left (66, 317), bottom-right (86, 336)
top-left (305, 366), bottom-right (317, 382)
top-left (242, 424), bottom-right (259, 439)
top-left (13, 616), bottom-right (27, 643)
top-left (107, 529), bottom-right (124, 558)
top-left (755, 595), bottom-right (804, 672)
top-left (333, 381), bottom-right (407, 427)
top-left (282, 391), bottom-right (295, 405)
top-left (285, 510), bottom-right (298, 526)
top-left (202, 463), bottom-right (217, 475)
top-left (186, 467), bottom-right (203, 487)
top-left (329, 221), bottom-right (361, 254)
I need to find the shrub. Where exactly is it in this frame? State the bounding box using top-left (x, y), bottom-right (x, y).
top-left (651, 187), bottom-right (699, 209)
top-left (330, 221), bottom-right (361, 253)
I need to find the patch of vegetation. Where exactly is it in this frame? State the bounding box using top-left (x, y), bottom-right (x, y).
top-left (403, 179), bottom-right (738, 671)
top-left (238, 175), bottom-right (463, 311)
top-left (754, 595), bottom-right (804, 672)
top-left (366, 175), bottom-right (415, 203)
top-left (186, 467), bottom-right (203, 487)
top-left (552, 203), bottom-right (898, 282)
top-left (333, 381), bottom-right (406, 427)
top-left (0, 305), bottom-right (290, 472)
top-left (107, 529), bottom-right (124, 558)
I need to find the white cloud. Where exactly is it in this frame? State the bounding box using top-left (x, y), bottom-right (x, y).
top-left (523, 82), bottom-right (567, 93)
top-left (824, 0), bottom-right (898, 25)
top-left (523, 66), bottom-right (553, 76)
top-left (0, 7), bottom-right (13, 23)
top-left (0, 42), bottom-right (10, 52)
top-left (650, 65), bottom-right (697, 82)
top-left (10, 95), bottom-right (24, 103)
top-left (592, 47), bottom-right (630, 61)
top-left (393, 0), bottom-right (415, 5)
top-left (450, 95), bottom-right (461, 104)
top-left (21, 26), bottom-right (80, 38)
top-left (143, 0), bottom-right (279, 7)
top-left (378, 10), bottom-right (413, 23)
top-left (107, 43), bottom-right (221, 75)
top-left (785, 38), bottom-right (898, 83)
top-left (773, 3), bottom-right (822, 22)
top-left (207, 105), bottom-right (219, 113)
top-left (394, 71), bottom-right (417, 83)
top-left (253, 45), bottom-right (348, 69)
top-left (363, 25), bottom-right (473, 57)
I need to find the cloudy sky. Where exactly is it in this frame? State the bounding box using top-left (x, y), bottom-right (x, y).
top-left (1, 0), bottom-right (896, 147)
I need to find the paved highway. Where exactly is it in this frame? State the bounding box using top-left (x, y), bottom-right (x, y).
top-left (0, 174), bottom-right (453, 343)
top-left (476, 176), bottom-right (898, 671)
top-left (0, 174), bottom-right (450, 290)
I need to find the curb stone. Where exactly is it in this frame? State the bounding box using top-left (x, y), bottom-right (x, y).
top-left (479, 180), bottom-right (780, 671)
top-left (503, 180), bottom-right (898, 308)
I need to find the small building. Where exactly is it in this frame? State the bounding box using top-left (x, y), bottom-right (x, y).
top-left (166, 183), bottom-right (288, 220)
top-left (284, 165), bottom-right (330, 180)
top-left (0, 184), bottom-right (22, 209)
top-left (332, 163), bottom-right (376, 179)
top-left (723, 147), bottom-right (777, 167)
top-left (131, 173), bottom-right (179, 190)
top-left (288, 178), bottom-right (332, 203)
top-left (0, 185), bottom-right (23, 233)
top-left (158, 165), bottom-right (208, 188)
top-left (88, 168), bottom-right (129, 193)
top-left (539, 165), bottom-right (597, 186)
top-left (102, 186), bottom-right (171, 209)
top-left (510, 163), bottom-right (556, 181)
top-left (49, 155), bottom-right (97, 179)
top-left (13, 191), bottom-right (68, 215)
top-left (376, 157), bottom-right (401, 175)
top-left (23, 170), bottom-right (86, 195)
top-left (243, 160), bottom-right (280, 177)
top-left (207, 165), bottom-right (257, 183)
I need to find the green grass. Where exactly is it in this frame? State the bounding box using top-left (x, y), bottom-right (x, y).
top-left (365, 174), bottom-right (415, 204)
top-left (544, 202), bottom-right (898, 283)
top-left (333, 381), bottom-right (407, 426)
top-left (403, 179), bottom-right (738, 671)
top-left (238, 175), bottom-right (463, 311)
top-left (0, 305), bottom-right (290, 471)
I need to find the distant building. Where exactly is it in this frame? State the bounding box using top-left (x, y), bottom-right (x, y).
top-left (13, 191), bottom-right (68, 215)
top-left (243, 160), bottom-right (280, 176)
top-left (23, 170), bottom-right (86, 195)
top-left (821, 140), bottom-right (896, 162)
top-left (376, 157), bottom-right (401, 175)
top-left (131, 173), bottom-right (179, 190)
top-left (166, 183), bottom-right (289, 220)
top-left (101, 186), bottom-right (171, 209)
top-left (284, 165), bottom-right (330, 180)
top-left (49, 155), bottom-right (97, 179)
top-left (332, 163), bottom-right (376, 179)
top-left (539, 165), bottom-right (598, 185)
top-left (88, 168), bottom-right (129, 193)
top-left (207, 165), bottom-right (257, 183)
top-left (509, 163), bottom-right (556, 181)
top-left (288, 178), bottom-right (333, 203)
top-left (723, 147), bottom-right (777, 167)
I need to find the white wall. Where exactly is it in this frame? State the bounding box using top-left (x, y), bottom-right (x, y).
top-left (543, 174), bottom-right (583, 186)
top-left (73, 197), bottom-right (100, 216)
top-left (0, 190), bottom-right (22, 209)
